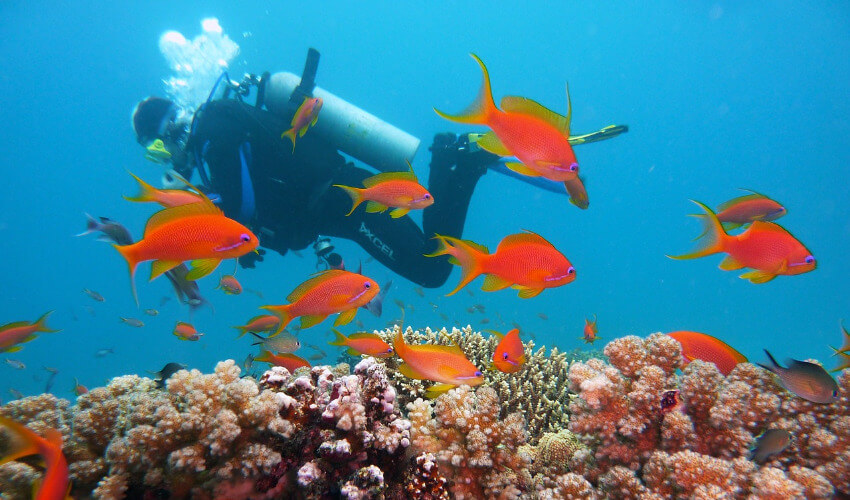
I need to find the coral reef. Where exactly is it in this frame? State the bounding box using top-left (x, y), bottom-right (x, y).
top-left (376, 324), bottom-right (574, 442)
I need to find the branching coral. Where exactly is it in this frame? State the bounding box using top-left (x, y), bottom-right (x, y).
top-left (375, 324), bottom-right (573, 442)
top-left (407, 385), bottom-right (529, 499)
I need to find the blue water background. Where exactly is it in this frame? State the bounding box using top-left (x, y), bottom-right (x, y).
top-left (1, 2), bottom-right (849, 399)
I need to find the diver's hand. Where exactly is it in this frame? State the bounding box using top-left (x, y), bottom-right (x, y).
top-left (239, 248), bottom-right (266, 269)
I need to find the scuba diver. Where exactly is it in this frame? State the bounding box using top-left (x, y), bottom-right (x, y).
top-left (131, 49), bottom-right (627, 288)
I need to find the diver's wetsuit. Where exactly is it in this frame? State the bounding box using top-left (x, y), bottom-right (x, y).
top-left (179, 99), bottom-right (489, 288)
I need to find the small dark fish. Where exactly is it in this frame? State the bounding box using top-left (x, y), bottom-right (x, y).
top-left (429, 302), bottom-right (439, 311)
top-left (83, 289), bottom-right (105, 302)
top-left (43, 366), bottom-right (59, 374)
top-left (305, 344), bottom-right (327, 357)
top-left (251, 331), bottom-right (300, 353)
top-left (120, 317), bottom-right (144, 327)
top-left (165, 264), bottom-right (212, 314)
top-left (364, 280), bottom-right (392, 317)
top-left (73, 377), bottom-right (89, 396)
top-left (44, 371), bottom-right (58, 393)
top-left (393, 299), bottom-right (406, 311)
top-left (308, 353), bottom-right (324, 361)
top-left (9, 388), bottom-right (24, 399)
top-left (4, 359), bottom-right (25, 370)
top-left (473, 304), bottom-right (485, 313)
top-left (150, 362), bottom-right (187, 388)
top-left (95, 348), bottom-right (114, 358)
top-left (465, 288), bottom-right (475, 297)
top-left (538, 312), bottom-right (548, 320)
top-left (413, 286), bottom-right (425, 298)
top-left (77, 214), bottom-right (133, 245)
top-left (748, 429), bottom-right (792, 463)
top-left (758, 350), bottom-right (839, 403)
top-left (159, 296), bottom-right (172, 306)
top-left (479, 318), bottom-right (490, 325)
top-left (243, 354), bottom-right (254, 372)
top-left (245, 288), bottom-right (265, 299)
top-left (144, 309), bottom-right (159, 316)
top-left (466, 306), bottom-right (476, 314)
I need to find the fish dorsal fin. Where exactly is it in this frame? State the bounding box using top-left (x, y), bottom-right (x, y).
top-left (500, 95), bottom-right (569, 135)
top-left (362, 166), bottom-right (417, 188)
top-left (1, 321), bottom-right (31, 330)
top-left (716, 193), bottom-right (768, 212)
top-left (144, 201), bottom-right (221, 236)
top-left (748, 221), bottom-right (791, 235)
top-left (497, 230), bottom-right (551, 250)
top-left (349, 332), bottom-right (380, 340)
top-left (286, 269), bottom-right (348, 302)
top-left (484, 329), bottom-right (504, 340)
top-left (456, 237), bottom-right (489, 254)
top-left (176, 321), bottom-right (192, 328)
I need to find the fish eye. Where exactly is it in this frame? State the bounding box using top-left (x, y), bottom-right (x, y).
top-left (503, 353), bottom-right (509, 360)
top-left (424, 194), bottom-right (431, 199)
top-left (387, 348), bottom-right (394, 353)
top-left (567, 266), bottom-right (575, 275)
top-left (240, 233), bottom-right (250, 242)
top-left (569, 163), bottom-right (579, 172)
top-left (364, 282), bottom-right (371, 288)
top-left (805, 255), bottom-right (815, 264)
top-left (474, 371), bottom-right (482, 377)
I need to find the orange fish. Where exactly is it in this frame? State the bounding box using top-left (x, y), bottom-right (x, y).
top-left (0, 312), bottom-right (60, 354)
top-left (669, 201), bottom-right (815, 284)
top-left (582, 315), bottom-right (599, 344)
top-left (217, 275), bottom-right (242, 295)
top-left (696, 189), bottom-right (786, 232)
top-left (0, 414), bottom-right (70, 500)
top-left (113, 199), bottom-right (259, 305)
top-left (329, 329), bottom-right (394, 358)
top-left (435, 54), bottom-right (580, 187)
top-left (426, 231), bottom-right (575, 298)
top-left (173, 321), bottom-right (203, 341)
top-left (393, 328), bottom-right (483, 398)
top-left (73, 377), bottom-right (89, 396)
top-left (334, 163), bottom-right (434, 218)
top-left (124, 171), bottom-right (207, 207)
top-left (254, 350), bottom-right (311, 372)
top-left (262, 269), bottom-right (379, 333)
top-left (234, 314), bottom-right (281, 338)
top-left (667, 331), bottom-right (747, 376)
top-left (490, 328), bottom-right (526, 373)
top-left (281, 97), bottom-right (322, 152)
top-left (564, 175), bottom-right (589, 209)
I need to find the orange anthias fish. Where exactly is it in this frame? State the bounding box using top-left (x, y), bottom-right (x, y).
top-left (281, 96), bottom-right (322, 152)
top-left (73, 378), bottom-right (89, 396)
top-left (262, 269), bottom-right (379, 333)
top-left (0, 414), bottom-right (70, 500)
top-left (393, 328), bottom-right (483, 398)
top-left (669, 201), bottom-right (816, 284)
top-left (564, 175), bottom-right (589, 209)
top-left (234, 315), bottom-right (281, 338)
top-left (426, 231), bottom-right (575, 298)
top-left (334, 164), bottom-right (434, 219)
top-left (113, 199), bottom-right (259, 304)
top-left (173, 321), bottom-right (203, 341)
top-left (698, 189), bottom-right (786, 232)
top-left (0, 312), bottom-right (60, 354)
top-left (254, 350), bottom-right (311, 372)
top-left (329, 329), bottom-right (394, 358)
top-left (435, 54), bottom-right (580, 186)
top-left (667, 331), bottom-right (747, 376)
top-left (217, 275), bottom-right (242, 295)
top-left (582, 315), bottom-right (599, 344)
top-left (124, 171), bottom-right (207, 207)
top-left (490, 328), bottom-right (526, 373)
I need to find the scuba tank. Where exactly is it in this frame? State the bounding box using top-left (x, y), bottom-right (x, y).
top-left (262, 49), bottom-right (420, 173)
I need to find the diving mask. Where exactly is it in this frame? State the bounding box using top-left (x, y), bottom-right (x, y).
top-left (145, 139), bottom-right (172, 164)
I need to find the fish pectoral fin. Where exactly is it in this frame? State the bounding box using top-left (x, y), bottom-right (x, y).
top-left (334, 308), bottom-right (358, 327)
top-left (4, 346), bottom-right (24, 353)
top-left (300, 314), bottom-right (328, 329)
top-left (739, 270), bottom-right (776, 284)
top-left (365, 201), bottom-right (388, 213)
top-left (516, 286), bottom-right (544, 299)
top-left (718, 255), bottom-right (746, 271)
top-left (150, 260), bottom-right (182, 281)
top-left (504, 162), bottom-right (541, 177)
top-left (346, 348), bottom-right (362, 356)
top-left (390, 207), bottom-right (410, 218)
top-left (481, 274), bottom-right (513, 292)
top-left (398, 362), bottom-right (427, 380)
top-left (425, 383), bottom-right (457, 399)
top-left (475, 131), bottom-right (511, 156)
top-left (721, 222), bottom-right (744, 231)
top-left (186, 259), bottom-right (222, 281)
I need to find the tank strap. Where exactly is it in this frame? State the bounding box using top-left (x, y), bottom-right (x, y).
top-left (288, 48), bottom-right (321, 112)
top-left (255, 71), bottom-right (271, 109)
top-left (238, 141), bottom-right (256, 221)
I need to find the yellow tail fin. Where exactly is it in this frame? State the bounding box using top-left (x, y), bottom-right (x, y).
top-left (334, 185), bottom-right (365, 216)
top-left (113, 244), bottom-right (140, 306)
top-left (668, 200), bottom-right (727, 260)
top-left (433, 53), bottom-right (496, 125)
top-left (123, 171), bottom-right (158, 203)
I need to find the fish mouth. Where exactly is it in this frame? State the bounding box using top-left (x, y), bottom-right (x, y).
top-left (551, 162), bottom-right (579, 173)
top-left (545, 273), bottom-right (571, 282)
top-left (455, 375), bottom-right (482, 380)
top-left (347, 288), bottom-right (371, 304)
top-left (215, 241), bottom-right (248, 252)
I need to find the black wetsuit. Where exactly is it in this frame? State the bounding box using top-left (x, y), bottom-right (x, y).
top-left (179, 99), bottom-right (490, 288)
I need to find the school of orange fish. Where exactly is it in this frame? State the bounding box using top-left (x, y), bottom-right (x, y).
top-left (0, 53), bottom-right (845, 499)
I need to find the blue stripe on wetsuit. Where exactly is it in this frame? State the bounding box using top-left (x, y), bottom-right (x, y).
top-left (238, 141), bottom-right (256, 221)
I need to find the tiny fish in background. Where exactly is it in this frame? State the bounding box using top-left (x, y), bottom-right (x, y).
top-left (72, 378), bottom-right (89, 396)
top-left (242, 354), bottom-right (254, 372)
top-left (217, 275), bottom-right (242, 295)
top-left (748, 429), bottom-right (792, 464)
top-left (245, 288), bottom-right (264, 299)
top-left (82, 289), bottom-right (105, 302)
top-left (9, 388), bottom-right (24, 399)
top-left (120, 317), bottom-right (144, 328)
top-left (537, 312), bottom-right (548, 321)
top-left (305, 344), bottom-right (327, 357)
top-left (758, 350), bottom-right (838, 403)
top-left (4, 358), bottom-right (26, 370)
top-left (479, 318), bottom-right (490, 325)
top-left (564, 175), bottom-right (589, 209)
top-left (43, 366), bottom-right (59, 374)
top-left (94, 348), bottom-right (114, 358)
top-left (173, 321), bottom-right (203, 341)
top-left (77, 213), bottom-right (134, 245)
top-left (251, 331), bottom-right (300, 354)
top-left (144, 309), bottom-right (159, 316)
top-left (413, 286), bottom-right (425, 298)
top-left (582, 315), bottom-right (599, 344)
top-left (149, 362), bottom-right (187, 388)
top-left (281, 96), bottom-right (322, 152)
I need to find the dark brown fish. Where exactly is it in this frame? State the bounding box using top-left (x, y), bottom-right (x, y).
top-left (758, 350), bottom-right (838, 403)
top-left (748, 429), bottom-right (792, 463)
